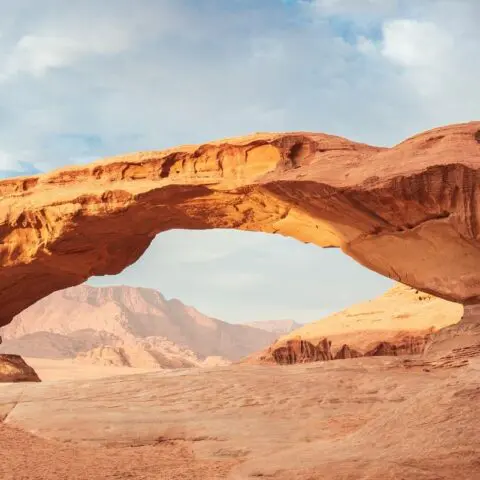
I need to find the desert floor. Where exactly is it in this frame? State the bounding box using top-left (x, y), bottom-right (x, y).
top-left (23, 357), bottom-right (160, 381)
top-left (0, 356), bottom-right (479, 479)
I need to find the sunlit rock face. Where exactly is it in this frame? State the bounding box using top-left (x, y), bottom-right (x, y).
top-left (0, 121), bottom-right (479, 329)
top-left (270, 338), bottom-right (333, 365)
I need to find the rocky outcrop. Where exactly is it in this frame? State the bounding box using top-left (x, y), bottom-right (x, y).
top-left (246, 283), bottom-right (463, 365)
top-left (250, 325), bottom-right (440, 364)
top-left (365, 335), bottom-right (427, 357)
top-left (396, 334), bottom-right (431, 355)
top-left (364, 334), bottom-right (430, 357)
top-left (364, 342), bottom-right (398, 357)
top-left (75, 346), bottom-right (231, 369)
top-left (277, 283), bottom-right (461, 352)
top-left (334, 344), bottom-right (362, 360)
top-left (0, 122), bottom-right (480, 331)
top-left (75, 344), bottom-right (203, 369)
top-left (260, 335), bottom-right (429, 365)
top-left (0, 354), bottom-right (40, 382)
top-left (0, 330), bottom-right (119, 359)
top-left (423, 304), bottom-right (480, 360)
top-left (270, 338), bottom-right (333, 365)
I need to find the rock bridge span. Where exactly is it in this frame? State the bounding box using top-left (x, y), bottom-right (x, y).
top-left (0, 121), bottom-right (479, 328)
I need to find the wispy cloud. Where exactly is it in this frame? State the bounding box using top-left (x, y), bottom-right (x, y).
top-left (0, 0), bottom-right (478, 177)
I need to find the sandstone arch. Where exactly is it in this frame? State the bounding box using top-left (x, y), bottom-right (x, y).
top-left (0, 121), bottom-right (479, 329)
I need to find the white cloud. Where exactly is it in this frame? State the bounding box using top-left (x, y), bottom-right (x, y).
top-left (381, 19), bottom-right (454, 68)
top-left (356, 35), bottom-right (376, 54)
top-left (4, 32), bottom-right (130, 77)
top-left (0, 150), bottom-right (23, 171)
top-left (375, 3), bottom-right (480, 115)
top-left (0, 1), bottom-right (186, 80)
top-left (1, 17), bottom-right (141, 79)
top-left (310, 0), bottom-right (398, 16)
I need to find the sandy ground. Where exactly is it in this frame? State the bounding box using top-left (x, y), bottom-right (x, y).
top-left (22, 357), bottom-right (160, 381)
top-left (0, 423), bottom-right (235, 480)
top-left (0, 359), bottom-right (234, 479)
top-left (0, 356), bottom-right (479, 479)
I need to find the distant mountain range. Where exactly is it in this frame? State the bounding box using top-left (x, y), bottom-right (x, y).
top-left (0, 285), bottom-right (281, 367)
top-left (246, 319), bottom-right (302, 334)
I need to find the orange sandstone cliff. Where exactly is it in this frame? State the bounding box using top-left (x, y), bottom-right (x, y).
top-left (0, 122), bottom-right (479, 332)
top-left (246, 283), bottom-right (464, 364)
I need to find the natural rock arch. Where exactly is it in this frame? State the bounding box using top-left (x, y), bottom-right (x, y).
top-left (0, 121), bottom-right (479, 328)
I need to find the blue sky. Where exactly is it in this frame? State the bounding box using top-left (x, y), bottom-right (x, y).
top-left (0, 0), bottom-right (478, 323)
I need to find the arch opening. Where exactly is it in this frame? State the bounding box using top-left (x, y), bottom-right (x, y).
top-left (88, 228), bottom-right (394, 324)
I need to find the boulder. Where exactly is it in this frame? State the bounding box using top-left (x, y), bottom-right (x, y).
top-left (0, 354), bottom-right (41, 382)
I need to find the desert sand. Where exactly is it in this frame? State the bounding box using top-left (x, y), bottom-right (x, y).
top-left (21, 357), bottom-right (158, 381)
top-left (0, 356), bottom-right (479, 479)
top-left (0, 423), bottom-right (234, 480)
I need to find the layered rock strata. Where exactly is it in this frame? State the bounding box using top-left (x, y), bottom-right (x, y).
top-left (270, 338), bottom-right (333, 365)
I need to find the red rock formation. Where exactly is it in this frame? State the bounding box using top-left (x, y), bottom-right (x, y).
top-left (252, 334), bottom-right (431, 365)
top-left (246, 283), bottom-right (463, 365)
top-left (270, 338), bottom-right (333, 365)
top-left (0, 354), bottom-right (40, 382)
top-left (334, 344), bottom-right (362, 360)
top-left (395, 334), bottom-right (430, 355)
top-left (365, 334), bottom-right (431, 357)
top-left (364, 342), bottom-right (398, 357)
top-left (0, 122), bottom-right (479, 330)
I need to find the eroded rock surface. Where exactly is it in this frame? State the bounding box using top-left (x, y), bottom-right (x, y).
top-left (270, 338), bottom-right (333, 365)
top-left (334, 344), bottom-right (362, 360)
top-left (246, 283), bottom-right (465, 364)
top-left (278, 283), bottom-right (461, 350)
top-left (424, 304), bottom-right (480, 360)
top-left (256, 335), bottom-right (432, 365)
top-left (364, 341), bottom-right (398, 357)
top-left (0, 122), bottom-right (480, 329)
top-left (0, 354), bottom-right (40, 382)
